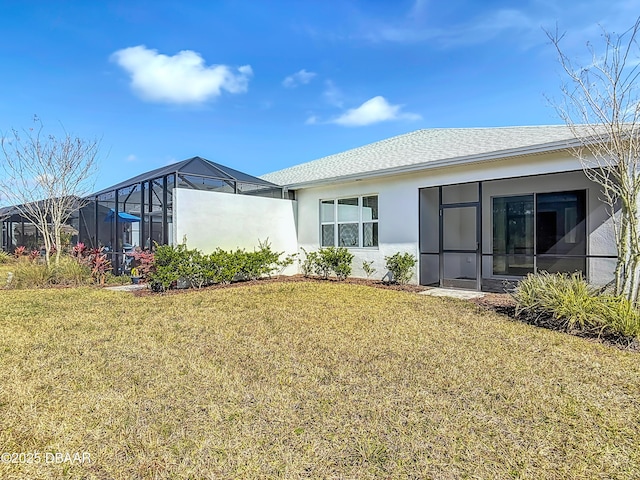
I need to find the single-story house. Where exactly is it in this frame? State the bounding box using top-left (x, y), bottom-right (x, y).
top-left (0, 125), bottom-right (618, 290)
top-left (259, 125), bottom-right (616, 290)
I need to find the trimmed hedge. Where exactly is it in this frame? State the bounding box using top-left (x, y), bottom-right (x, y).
top-left (148, 240), bottom-right (294, 291)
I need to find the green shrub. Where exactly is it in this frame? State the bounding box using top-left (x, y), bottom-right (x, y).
top-left (323, 247), bottom-right (354, 281)
top-left (235, 240), bottom-right (285, 281)
top-left (362, 260), bottom-right (376, 279)
top-left (313, 249), bottom-right (333, 279)
top-left (300, 247), bottom-right (354, 280)
top-left (384, 252), bottom-right (417, 285)
top-left (512, 271), bottom-right (640, 339)
top-left (149, 243), bottom-right (190, 291)
top-left (207, 248), bottom-right (237, 285)
top-left (148, 240), bottom-right (291, 291)
top-left (299, 248), bottom-right (317, 277)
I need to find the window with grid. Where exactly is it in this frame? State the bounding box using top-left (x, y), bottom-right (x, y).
top-left (320, 195), bottom-right (378, 247)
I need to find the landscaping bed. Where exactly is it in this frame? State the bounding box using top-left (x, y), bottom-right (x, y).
top-left (131, 273), bottom-right (431, 297)
top-left (472, 290), bottom-right (640, 352)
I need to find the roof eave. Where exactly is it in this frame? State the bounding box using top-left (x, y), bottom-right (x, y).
top-left (277, 138), bottom-right (586, 190)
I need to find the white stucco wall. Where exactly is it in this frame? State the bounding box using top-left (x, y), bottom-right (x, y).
top-left (173, 188), bottom-right (298, 274)
top-left (295, 151), bottom-right (616, 285)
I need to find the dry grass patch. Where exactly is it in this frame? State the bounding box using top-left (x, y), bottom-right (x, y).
top-left (0, 282), bottom-right (639, 479)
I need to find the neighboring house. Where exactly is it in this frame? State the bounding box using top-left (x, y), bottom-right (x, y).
top-left (260, 125), bottom-right (617, 290)
top-left (0, 125), bottom-right (619, 290)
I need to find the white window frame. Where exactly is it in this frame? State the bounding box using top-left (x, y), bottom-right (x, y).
top-left (319, 195), bottom-right (378, 248)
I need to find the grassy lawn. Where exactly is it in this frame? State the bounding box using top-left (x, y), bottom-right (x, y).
top-left (0, 282), bottom-right (639, 479)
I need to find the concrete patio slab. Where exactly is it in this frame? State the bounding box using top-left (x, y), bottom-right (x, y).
top-left (104, 284), bottom-right (147, 292)
top-left (419, 287), bottom-right (486, 299)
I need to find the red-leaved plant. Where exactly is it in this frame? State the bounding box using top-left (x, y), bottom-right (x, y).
top-left (72, 242), bottom-right (87, 257)
top-left (130, 249), bottom-right (155, 279)
top-left (71, 243), bottom-right (112, 284)
top-left (89, 252), bottom-right (111, 285)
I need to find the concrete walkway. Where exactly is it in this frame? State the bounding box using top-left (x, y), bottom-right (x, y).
top-left (419, 287), bottom-right (486, 299)
top-left (104, 284), bottom-right (147, 292)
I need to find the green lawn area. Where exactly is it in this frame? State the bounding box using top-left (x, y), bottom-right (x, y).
top-left (0, 282), bottom-right (639, 479)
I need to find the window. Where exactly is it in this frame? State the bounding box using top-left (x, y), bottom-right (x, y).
top-left (492, 190), bottom-right (586, 276)
top-left (320, 195), bottom-right (378, 247)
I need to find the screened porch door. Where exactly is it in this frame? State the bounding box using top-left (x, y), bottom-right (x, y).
top-left (442, 204), bottom-right (479, 289)
top-left (419, 183), bottom-right (481, 290)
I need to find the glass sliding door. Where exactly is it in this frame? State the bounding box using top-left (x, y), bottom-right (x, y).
top-left (536, 190), bottom-right (586, 273)
top-left (492, 195), bottom-right (534, 276)
top-left (492, 190), bottom-right (587, 277)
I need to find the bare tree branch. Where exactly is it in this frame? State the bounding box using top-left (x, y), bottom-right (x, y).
top-left (546, 18), bottom-right (640, 302)
top-left (0, 116), bottom-right (100, 266)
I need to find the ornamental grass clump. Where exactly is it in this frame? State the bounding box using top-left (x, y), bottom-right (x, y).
top-left (599, 295), bottom-right (640, 338)
top-left (0, 250), bottom-right (11, 264)
top-left (5, 242), bottom-right (111, 289)
top-left (10, 256), bottom-right (93, 288)
top-left (512, 271), bottom-right (640, 339)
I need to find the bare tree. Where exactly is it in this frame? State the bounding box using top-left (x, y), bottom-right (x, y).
top-left (547, 18), bottom-right (640, 303)
top-left (0, 116), bottom-right (100, 266)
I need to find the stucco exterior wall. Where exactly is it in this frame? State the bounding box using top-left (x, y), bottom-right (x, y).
top-left (295, 151), bottom-right (616, 285)
top-left (173, 188), bottom-right (298, 274)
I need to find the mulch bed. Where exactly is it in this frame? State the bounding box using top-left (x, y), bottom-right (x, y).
top-left (130, 274), bottom-right (431, 297)
top-left (471, 292), bottom-right (640, 352)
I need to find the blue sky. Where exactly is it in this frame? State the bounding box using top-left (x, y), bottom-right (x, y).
top-left (0, 0), bottom-right (638, 191)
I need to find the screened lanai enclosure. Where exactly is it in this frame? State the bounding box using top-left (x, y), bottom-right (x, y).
top-left (418, 171), bottom-right (618, 291)
top-left (1, 157), bottom-right (289, 272)
top-left (0, 199), bottom-right (83, 254)
top-left (79, 156), bottom-right (288, 271)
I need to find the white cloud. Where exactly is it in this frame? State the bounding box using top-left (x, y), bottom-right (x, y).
top-left (331, 96), bottom-right (421, 127)
top-left (111, 45), bottom-right (253, 104)
top-left (305, 115), bottom-right (319, 125)
top-left (282, 69), bottom-right (316, 88)
top-left (126, 154), bottom-right (137, 162)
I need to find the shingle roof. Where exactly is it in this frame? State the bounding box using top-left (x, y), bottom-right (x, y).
top-left (260, 125), bottom-right (585, 188)
top-left (93, 156), bottom-right (277, 196)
